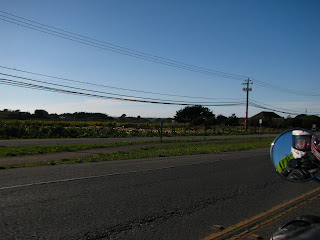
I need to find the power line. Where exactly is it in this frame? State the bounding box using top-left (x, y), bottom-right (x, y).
top-left (1, 11), bottom-right (319, 100)
top-left (250, 99), bottom-right (304, 114)
top-left (249, 102), bottom-right (302, 116)
top-left (1, 67), bottom-right (318, 116)
top-left (0, 65), bottom-right (243, 101)
top-left (0, 10), bottom-right (248, 80)
top-left (252, 79), bottom-right (320, 97)
top-left (0, 12), bottom-right (245, 81)
top-left (0, 72), bottom-right (244, 105)
top-left (249, 100), bottom-right (320, 116)
top-left (1, 11), bottom-right (318, 97)
top-left (0, 77), bottom-right (245, 107)
top-left (1, 73), bottom-right (317, 116)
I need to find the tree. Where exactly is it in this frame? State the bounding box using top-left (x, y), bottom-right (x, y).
top-left (216, 114), bottom-right (227, 126)
top-left (226, 113), bottom-right (239, 126)
top-left (174, 105), bottom-right (216, 126)
top-left (283, 115), bottom-right (320, 129)
top-left (34, 109), bottom-right (49, 119)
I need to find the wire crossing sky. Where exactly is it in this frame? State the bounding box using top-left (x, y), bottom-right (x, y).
top-left (0, 67), bottom-right (317, 116)
top-left (1, 0), bottom-right (319, 118)
top-left (0, 65), bottom-right (244, 101)
top-left (0, 10), bottom-right (319, 97)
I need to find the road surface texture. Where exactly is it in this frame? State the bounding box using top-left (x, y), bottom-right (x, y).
top-left (1, 148), bottom-right (319, 240)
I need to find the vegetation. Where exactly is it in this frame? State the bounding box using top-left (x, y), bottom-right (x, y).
top-left (71, 138), bottom-right (272, 162)
top-left (1, 107), bottom-right (318, 140)
top-left (0, 142), bottom-right (139, 157)
top-left (0, 109), bottom-right (113, 121)
top-left (0, 137), bottom-right (274, 158)
top-left (174, 105), bottom-right (216, 126)
top-left (282, 114), bottom-right (320, 129)
top-left (174, 105), bottom-right (239, 128)
top-left (0, 137), bottom-right (273, 169)
top-left (249, 112), bottom-right (320, 129)
top-left (0, 119), bottom-right (282, 139)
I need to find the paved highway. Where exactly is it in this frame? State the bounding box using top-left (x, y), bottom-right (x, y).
top-left (1, 148), bottom-right (319, 239)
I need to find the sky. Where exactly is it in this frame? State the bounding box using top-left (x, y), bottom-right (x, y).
top-left (1, 0), bottom-right (319, 118)
top-left (271, 131), bottom-right (292, 166)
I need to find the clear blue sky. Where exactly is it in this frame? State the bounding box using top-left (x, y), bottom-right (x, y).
top-left (271, 131), bottom-right (292, 166)
top-left (1, 0), bottom-right (319, 118)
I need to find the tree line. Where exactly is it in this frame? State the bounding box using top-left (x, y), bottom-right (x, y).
top-left (1, 106), bottom-right (319, 130)
top-left (0, 107), bottom-right (239, 126)
top-left (173, 105), bottom-right (320, 130)
top-left (0, 109), bottom-right (113, 121)
top-left (174, 105), bottom-right (239, 128)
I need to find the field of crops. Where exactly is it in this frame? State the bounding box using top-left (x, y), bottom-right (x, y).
top-left (0, 119), bottom-right (283, 139)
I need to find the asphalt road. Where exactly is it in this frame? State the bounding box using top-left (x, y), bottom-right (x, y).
top-left (1, 148), bottom-right (319, 240)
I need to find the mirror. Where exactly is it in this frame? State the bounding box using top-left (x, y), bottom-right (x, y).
top-left (270, 128), bottom-right (320, 182)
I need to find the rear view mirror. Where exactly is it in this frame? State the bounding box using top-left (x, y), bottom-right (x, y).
top-left (270, 128), bottom-right (320, 182)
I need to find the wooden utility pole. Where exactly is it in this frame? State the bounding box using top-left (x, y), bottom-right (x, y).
top-left (242, 78), bottom-right (252, 132)
top-left (160, 120), bottom-right (164, 141)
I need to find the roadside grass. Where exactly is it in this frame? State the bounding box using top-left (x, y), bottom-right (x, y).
top-left (0, 137), bottom-right (274, 158)
top-left (0, 137), bottom-right (273, 169)
top-left (0, 142), bottom-right (139, 158)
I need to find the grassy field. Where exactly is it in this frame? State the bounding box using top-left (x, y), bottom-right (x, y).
top-left (0, 137), bottom-right (274, 169)
top-left (71, 138), bottom-right (272, 162)
top-left (0, 137), bottom-right (275, 158)
top-left (0, 141), bottom-right (140, 158)
top-left (0, 119), bottom-right (283, 139)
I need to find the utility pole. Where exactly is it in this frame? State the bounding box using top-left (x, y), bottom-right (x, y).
top-left (242, 78), bottom-right (252, 132)
top-left (160, 120), bottom-right (164, 141)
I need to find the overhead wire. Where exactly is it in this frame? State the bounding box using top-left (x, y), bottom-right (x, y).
top-left (1, 11), bottom-right (319, 115)
top-left (0, 75), bottom-right (245, 106)
top-left (249, 102), bottom-right (303, 116)
top-left (0, 65), bottom-right (243, 101)
top-left (0, 72), bottom-right (244, 105)
top-left (0, 72), bottom-right (316, 115)
top-left (252, 79), bottom-right (320, 97)
top-left (0, 12), bottom-right (245, 81)
top-left (0, 10), bottom-right (248, 81)
top-left (1, 11), bottom-right (318, 97)
top-left (250, 99), bottom-right (312, 114)
top-left (249, 99), bottom-right (320, 116)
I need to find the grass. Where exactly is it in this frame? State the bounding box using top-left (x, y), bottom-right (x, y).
top-left (0, 142), bottom-right (140, 158)
top-left (0, 137), bottom-right (275, 158)
top-left (0, 137), bottom-right (273, 169)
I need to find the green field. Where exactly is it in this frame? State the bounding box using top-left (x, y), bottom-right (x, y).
top-left (0, 119), bottom-right (283, 139)
top-left (0, 137), bottom-right (274, 169)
